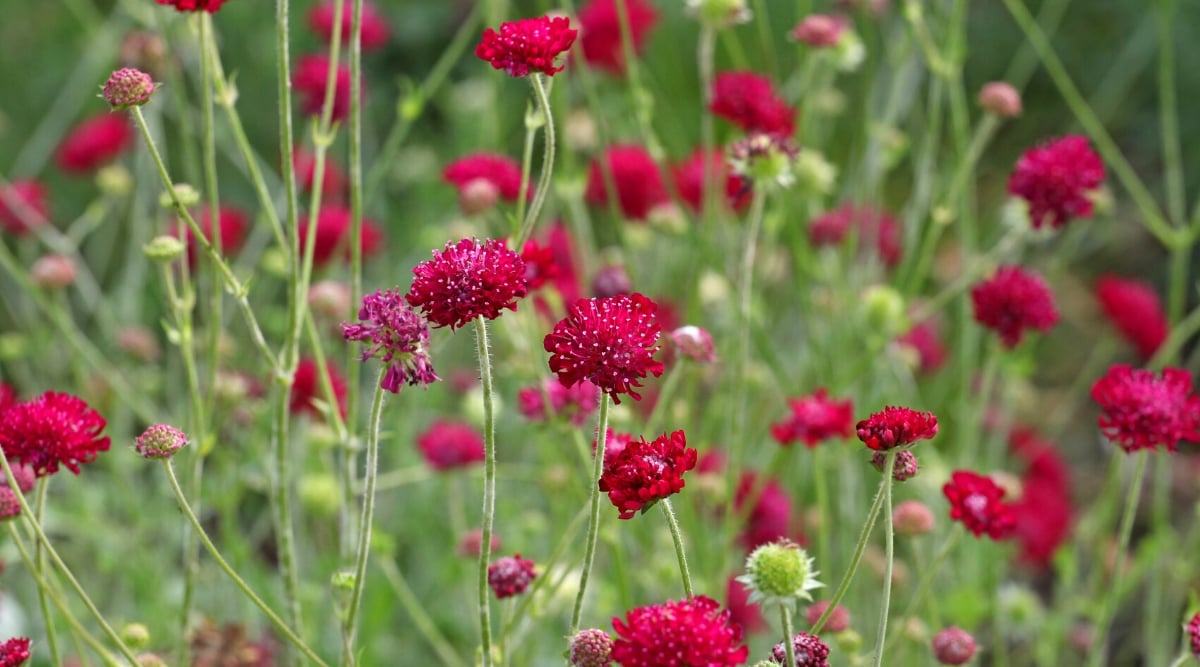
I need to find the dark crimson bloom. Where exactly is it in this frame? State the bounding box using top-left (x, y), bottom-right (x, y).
top-left (0, 180), bottom-right (50, 236)
top-left (342, 288), bottom-right (439, 394)
top-left (1009, 135), bottom-right (1104, 229)
top-left (1187, 611), bottom-right (1200, 658)
top-left (0, 638), bottom-right (30, 667)
top-left (584, 145), bottom-right (669, 221)
top-left (611, 596), bottom-right (749, 666)
top-left (734, 472), bottom-right (798, 551)
top-left (520, 239), bottom-right (558, 291)
top-left (943, 470), bottom-right (1017, 540)
top-left (970, 265), bottom-right (1059, 348)
top-left (1095, 275), bottom-right (1168, 361)
top-left (710, 71), bottom-right (796, 136)
top-left (544, 292), bottom-right (665, 404)
top-left (308, 0), bottom-right (390, 51)
top-left (1008, 429), bottom-right (1073, 567)
top-left (475, 15), bottom-right (578, 77)
top-left (771, 632), bottom-right (830, 667)
top-left (173, 205), bottom-right (249, 267)
top-left (0, 392), bottom-right (111, 477)
top-left (293, 147), bottom-right (346, 198)
top-left (299, 205), bottom-right (384, 268)
top-left (417, 420), bottom-right (485, 470)
top-left (288, 357), bottom-right (348, 421)
top-left (725, 576), bottom-right (765, 634)
top-left (855, 406), bottom-right (938, 451)
top-left (56, 114), bottom-right (133, 173)
top-left (443, 153), bottom-right (528, 205)
top-left (156, 0), bottom-right (228, 12)
top-left (895, 319), bottom-right (947, 373)
top-left (487, 553), bottom-right (536, 599)
top-left (406, 237), bottom-right (528, 330)
top-left (770, 389), bottom-right (853, 447)
top-left (672, 149), bottom-right (751, 213)
top-left (599, 430), bottom-right (697, 519)
top-left (577, 0), bottom-right (660, 75)
top-left (517, 377), bottom-right (600, 426)
top-left (872, 450), bottom-right (919, 482)
top-left (292, 54), bottom-right (359, 122)
top-left (569, 628), bottom-right (614, 667)
top-left (1091, 364), bottom-right (1200, 453)
top-left (808, 204), bottom-right (902, 267)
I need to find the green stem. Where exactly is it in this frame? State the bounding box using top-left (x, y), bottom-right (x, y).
top-left (659, 498), bottom-right (694, 598)
top-left (1156, 0), bottom-right (1185, 227)
top-left (872, 453), bottom-right (897, 667)
top-left (34, 481), bottom-right (62, 666)
top-left (883, 527), bottom-right (962, 655)
top-left (643, 360), bottom-right (685, 436)
top-left (729, 188), bottom-right (767, 470)
top-left (269, 381), bottom-right (304, 659)
top-left (697, 24), bottom-right (717, 226)
top-left (341, 372), bottom-right (386, 666)
top-left (474, 317), bottom-right (498, 667)
top-left (781, 605), bottom-right (797, 667)
top-left (514, 74), bottom-right (556, 249)
top-left (570, 395), bottom-right (612, 633)
top-left (377, 558), bottom-right (468, 667)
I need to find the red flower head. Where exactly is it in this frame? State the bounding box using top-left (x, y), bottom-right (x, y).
top-left (293, 147), bottom-right (347, 198)
top-left (1187, 612), bottom-right (1200, 658)
top-left (594, 429), bottom-right (635, 468)
top-left (544, 292), bottom-right (665, 404)
top-left (1009, 446), bottom-right (1073, 567)
top-left (475, 15), bottom-right (578, 77)
top-left (1008, 134), bottom-right (1105, 229)
top-left (577, 0), bottom-right (660, 75)
top-left (770, 389), bottom-right (854, 448)
top-left (585, 145), bottom-right (669, 221)
top-left (895, 318), bottom-right (947, 373)
top-left (0, 384), bottom-right (17, 414)
top-left (156, 0), bottom-right (227, 12)
top-left (726, 576), bottom-right (766, 634)
top-left (0, 392), bottom-right (110, 477)
top-left (611, 596), bottom-right (750, 667)
top-left (1091, 364), bottom-right (1200, 453)
top-left (299, 205), bottom-right (384, 268)
top-left (288, 357), bottom-right (348, 421)
top-left (517, 377), bottom-right (600, 426)
top-left (855, 406), bottom-right (938, 451)
top-left (599, 430), bottom-right (697, 519)
top-left (0, 180), bottom-right (50, 236)
top-left (406, 237), bottom-right (528, 330)
top-left (734, 472), bottom-right (798, 551)
top-left (710, 71), bottom-right (796, 136)
top-left (56, 114), bottom-right (133, 173)
top-left (308, 0), bottom-right (391, 51)
top-left (1095, 275), bottom-right (1168, 361)
top-left (771, 632), bottom-right (831, 667)
top-left (342, 288), bottom-right (439, 394)
top-left (173, 205), bottom-right (249, 267)
top-left (443, 153), bottom-right (529, 210)
top-left (942, 470), bottom-right (1016, 540)
top-left (417, 420), bottom-right (485, 470)
top-left (808, 204), bottom-right (902, 267)
top-left (487, 553), bottom-right (537, 599)
top-left (0, 638), bottom-right (30, 667)
top-left (672, 149), bottom-right (751, 213)
top-left (970, 265), bottom-right (1059, 348)
top-left (546, 221), bottom-right (582, 303)
top-left (520, 239), bottom-right (558, 292)
top-left (292, 54), bottom-right (360, 122)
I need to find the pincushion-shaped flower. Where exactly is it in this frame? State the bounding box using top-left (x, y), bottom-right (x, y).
top-left (517, 377), bottom-right (600, 426)
top-left (611, 596), bottom-right (749, 667)
top-left (343, 289), bottom-right (439, 394)
top-left (1091, 364), bottom-right (1200, 453)
top-left (932, 626), bottom-right (976, 665)
top-left (0, 180), bottom-right (50, 236)
top-left (156, 0), bottom-right (227, 12)
top-left (56, 114), bottom-right (133, 173)
top-left (577, 0), bottom-right (660, 75)
top-left (102, 67), bottom-right (155, 110)
top-left (443, 153), bottom-right (529, 211)
top-left (599, 430), bottom-right (697, 519)
top-left (406, 237), bottom-right (528, 330)
top-left (520, 239), bottom-right (559, 292)
top-left (0, 637), bottom-right (30, 667)
top-left (970, 265), bottom-right (1059, 348)
top-left (570, 628), bottom-right (613, 667)
top-left (672, 149), bottom-right (751, 213)
top-left (1187, 611), bottom-right (1200, 658)
top-left (807, 204), bottom-right (902, 267)
top-left (417, 420), bottom-right (485, 470)
top-left (711, 71), bottom-right (796, 136)
top-left (855, 406), bottom-right (938, 451)
top-left (135, 423), bottom-right (188, 460)
top-left (288, 357), bottom-right (348, 421)
top-left (475, 15), bottom-right (578, 77)
top-left (544, 292), bottom-right (665, 404)
top-left (770, 389), bottom-right (853, 448)
top-left (1095, 275), bottom-right (1167, 361)
top-left (737, 539), bottom-right (821, 608)
top-left (487, 553), bottom-right (536, 599)
top-left (1008, 135), bottom-right (1104, 229)
top-left (585, 145), bottom-right (669, 221)
top-left (0, 392), bottom-right (111, 477)
top-left (292, 54), bottom-right (360, 122)
top-left (299, 205), bottom-right (384, 268)
top-left (308, 0), bottom-right (390, 51)
top-left (770, 632), bottom-right (830, 667)
top-left (943, 470), bottom-right (1016, 540)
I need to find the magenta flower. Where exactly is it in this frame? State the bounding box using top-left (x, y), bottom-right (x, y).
top-left (343, 288), bottom-right (439, 394)
top-left (770, 389), bottom-right (854, 448)
top-left (0, 392), bottom-right (110, 477)
top-left (475, 15), bottom-right (578, 77)
top-left (611, 596), bottom-right (749, 666)
top-left (970, 265), bottom-right (1059, 348)
top-left (599, 430), bottom-right (697, 519)
top-left (1008, 135), bottom-right (1104, 229)
top-left (1091, 364), bottom-right (1200, 453)
top-left (406, 238), bottom-right (528, 330)
top-left (855, 406), bottom-right (938, 451)
top-left (942, 470), bottom-right (1016, 540)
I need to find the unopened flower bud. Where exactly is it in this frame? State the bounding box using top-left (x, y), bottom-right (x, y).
top-left (96, 165), bottom-right (133, 196)
top-left (871, 450), bottom-right (918, 481)
top-left (671, 326), bottom-right (715, 362)
top-left (861, 285), bottom-right (908, 337)
top-left (568, 628), bottom-right (613, 667)
top-left (564, 109), bottom-right (598, 152)
top-left (791, 14), bottom-right (845, 47)
top-left (793, 150), bottom-right (837, 195)
top-left (135, 423), bottom-right (188, 459)
top-left (31, 254), bottom-right (77, 290)
top-left (738, 539), bottom-right (822, 608)
top-left (459, 178), bottom-right (501, 216)
top-left (143, 235), bottom-right (186, 263)
top-left (159, 183), bottom-right (200, 209)
top-left (837, 628), bottom-right (864, 654)
top-left (592, 264), bottom-right (632, 298)
top-left (119, 31), bottom-right (168, 76)
top-left (299, 474), bottom-right (341, 517)
top-left (4, 464), bottom-right (35, 494)
top-left (331, 570), bottom-right (355, 591)
top-left (121, 623), bottom-right (151, 650)
top-left (308, 280), bottom-right (351, 319)
top-left (892, 500), bottom-right (935, 535)
top-left (458, 528), bottom-right (501, 558)
top-left (806, 600), bottom-right (851, 633)
top-left (0, 488), bottom-right (20, 521)
top-left (685, 0), bottom-right (752, 28)
top-left (102, 68), bottom-right (156, 110)
top-left (932, 626), bottom-right (977, 665)
top-left (978, 81), bottom-right (1022, 118)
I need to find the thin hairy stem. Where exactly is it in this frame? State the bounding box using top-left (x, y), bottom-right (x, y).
top-left (570, 395), bottom-right (612, 633)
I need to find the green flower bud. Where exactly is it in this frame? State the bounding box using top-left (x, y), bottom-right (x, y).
top-left (143, 235), bottom-right (186, 263)
top-left (737, 539), bottom-right (822, 609)
top-left (861, 285), bottom-right (908, 338)
top-left (121, 623), bottom-right (151, 650)
top-left (159, 183), bottom-right (200, 209)
top-left (685, 0), bottom-right (752, 28)
top-left (299, 474), bottom-right (341, 517)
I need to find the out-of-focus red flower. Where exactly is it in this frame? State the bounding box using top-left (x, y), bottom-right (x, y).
top-left (417, 420), bottom-right (485, 470)
top-left (1008, 429), bottom-right (1073, 568)
top-left (734, 472), bottom-right (799, 551)
top-left (725, 576), bottom-right (765, 634)
top-left (710, 71), bottom-right (796, 136)
top-left (293, 148), bottom-right (347, 198)
top-left (943, 470), bottom-right (1016, 540)
top-left (517, 377), bottom-right (600, 426)
top-left (808, 204), bottom-right (902, 267)
top-left (1008, 135), bottom-right (1104, 229)
top-left (56, 114), bottom-right (133, 173)
top-left (672, 149), bottom-right (751, 213)
top-left (443, 153), bottom-right (529, 214)
top-left (577, 0), bottom-right (659, 75)
top-left (292, 54), bottom-right (360, 122)
top-left (895, 318), bottom-right (947, 373)
top-left (155, 0), bottom-right (227, 12)
top-left (1095, 275), bottom-right (1168, 361)
top-left (970, 265), bottom-right (1059, 348)
top-left (289, 357), bottom-right (348, 421)
top-left (611, 596), bottom-right (749, 666)
top-left (1092, 364), bottom-right (1200, 453)
top-left (771, 389), bottom-right (854, 448)
top-left (585, 145), bottom-right (669, 221)
top-left (299, 205), bottom-right (384, 268)
top-left (0, 180), bottom-right (50, 236)
top-left (308, 0), bottom-right (390, 51)
top-left (173, 205), bottom-right (250, 267)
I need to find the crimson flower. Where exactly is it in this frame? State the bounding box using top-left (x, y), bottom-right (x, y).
top-left (0, 384), bottom-right (17, 413)
top-left (0, 638), bottom-right (30, 667)
top-left (475, 15), bottom-right (578, 77)
top-left (577, 0), bottom-right (659, 75)
top-left (1091, 364), bottom-right (1200, 453)
top-left (288, 357), bottom-right (348, 421)
top-left (970, 265), bottom-right (1059, 348)
top-left (544, 292), bottom-right (665, 404)
top-left (942, 470), bottom-right (1016, 540)
top-left (0, 392), bottom-right (110, 477)
top-left (417, 420), bottom-right (485, 470)
top-left (406, 237), bottom-right (528, 330)
top-left (487, 553), bottom-right (536, 599)
top-left (56, 114), bottom-right (133, 173)
top-left (308, 0), bottom-right (390, 51)
top-left (599, 430), bottom-right (696, 519)
top-left (1008, 134), bottom-right (1105, 229)
top-left (0, 180), bottom-right (50, 236)
top-left (342, 289), bottom-right (439, 394)
top-left (611, 596), bottom-right (749, 667)
top-left (1008, 430), bottom-right (1073, 567)
top-left (808, 204), bottom-right (902, 267)
top-left (672, 149), bottom-right (751, 213)
top-left (517, 377), bottom-right (600, 426)
top-left (734, 472), bottom-right (798, 551)
top-left (1188, 612), bottom-right (1200, 658)
top-left (725, 576), bottom-right (765, 634)
top-left (292, 54), bottom-right (360, 122)
top-left (294, 148), bottom-right (346, 198)
top-left (1095, 275), bottom-right (1168, 361)
top-left (771, 632), bottom-right (830, 667)
top-left (584, 145), bottom-right (669, 221)
top-left (711, 71), bottom-right (796, 136)
top-left (520, 240), bottom-right (558, 291)
top-left (770, 389), bottom-right (853, 447)
top-left (855, 406), bottom-right (938, 451)
top-left (299, 205), bottom-right (384, 268)
top-left (155, 0), bottom-right (227, 12)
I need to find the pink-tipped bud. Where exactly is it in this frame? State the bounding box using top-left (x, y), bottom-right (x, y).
top-left (4, 464), bottom-right (35, 494)
top-left (487, 553), bottom-right (536, 599)
top-left (31, 254), bottom-right (77, 290)
top-left (458, 178), bottom-right (502, 216)
top-left (135, 423), bottom-right (189, 460)
top-left (978, 81), bottom-right (1022, 118)
top-left (871, 450), bottom-right (919, 482)
top-left (892, 499), bottom-right (934, 535)
top-left (117, 326), bottom-right (161, 362)
top-left (569, 628), bottom-right (614, 667)
top-left (0, 488), bottom-right (20, 521)
top-left (671, 325), bottom-right (716, 362)
top-left (791, 14), bottom-right (845, 48)
top-left (103, 67), bottom-right (156, 110)
top-left (119, 31), bottom-right (168, 76)
top-left (457, 528), bottom-right (501, 557)
top-left (805, 600), bottom-right (851, 633)
top-left (591, 264), bottom-right (632, 298)
top-left (307, 280), bottom-right (352, 320)
top-left (932, 626), bottom-right (977, 665)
